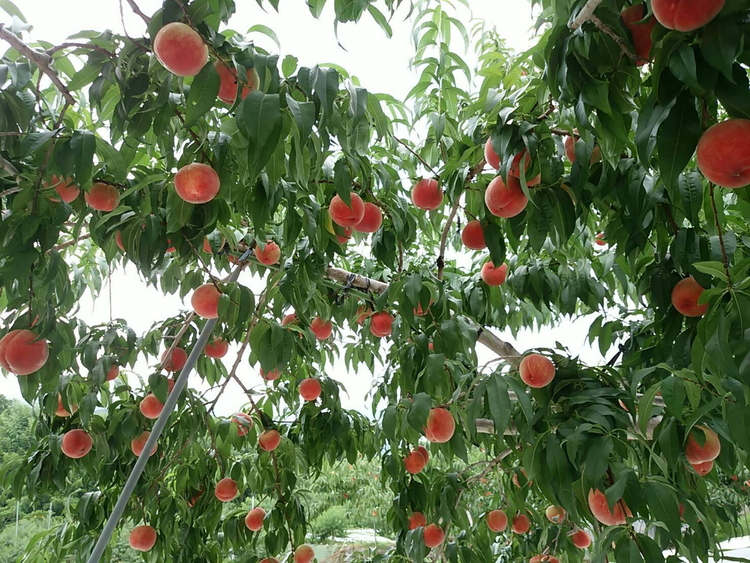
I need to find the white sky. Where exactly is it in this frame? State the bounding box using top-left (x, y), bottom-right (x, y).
top-left (0, 1), bottom-right (608, 418)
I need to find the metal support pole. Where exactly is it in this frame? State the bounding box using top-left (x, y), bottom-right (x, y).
top-left (86, 253), bottom-right (249, 563)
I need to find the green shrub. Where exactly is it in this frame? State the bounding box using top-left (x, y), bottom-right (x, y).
top-left (311, 505), bottom-right (348, 542)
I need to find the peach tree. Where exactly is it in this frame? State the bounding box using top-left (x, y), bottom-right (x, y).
top-left (0, 0), bottom-right (749, 561)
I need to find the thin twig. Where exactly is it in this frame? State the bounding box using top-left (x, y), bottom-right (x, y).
top-left (589, 15), bottom-right (637, 61)
top-left (54, 233), bottom-right (92, 251)
top-left (125, 0), bottom-right (152, 24)
top-left (392, 135), bottom-right (439, 178)
top-left (709, 183), bottom-right (731, 286)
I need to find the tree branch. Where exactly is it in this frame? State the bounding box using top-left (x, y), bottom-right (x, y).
top-left (589, 15), bottom-right (637, 61)
top-left (570, 0), bottom-right (603, 30)
top-left (124, 0), bottom-right (152, 24)
top-left (392, 134), bottom-right (439, 178)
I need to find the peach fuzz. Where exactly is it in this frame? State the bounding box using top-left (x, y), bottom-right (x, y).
top-left (486, 509), bottom-right (508, 532)
top-left (191, 283), bottom-right (221, 319)
top-left (204, 338), bottom-right (229, 358)
top-left (153, 22), bottom-right (208, 77)
top-left (685, 424), bottom-right (721, 463)
top-left (485, 175), bottom-right (528, 218)
top-left (587, 488), bottom-right (631, 525)
top-left (424, 408), bottom-right (455, 443)
top-left (423, 524), bottom-right (445, 548)
top-left (0, 329), bottom-right (49, 375)
top-left (404, 449), bottom-right (428, 474)
top-left (370, 311), bottom-right (394, 338)
top-left (329, 193), bottom-right (365, 227)
top-left (85, 182), bottom-right (120, 212)
top-left (215, 61), bottom-right (259, 104)
top-left (294, 544), bottom-right (315, 563)
top-left (129, 525), bottom-right (157, 552)
top-left (162, 347), bottom-right (188, 372)
top-left (311, 317), bottom-right (333, 340)
top-left (671, 277), bottom-right (708, 317)
top-left (139, 394), bottom-right (164, 420)
top-left (484, 138), bottom-right (501, 170)
top-left (411, 179), bottom-right (442, 210)
top-left (354, 202), bottom-right (383, 233)
top-left (570, 529), bottom-right (591, 549)
top-left (508, 149), bottom-right (541, 186)
top-left (214, 477), bottom-right (238, 502)
top-left (299, 378), bottom-right (322, 401)
top-left (259, 429), bottom-right (281, 451)
top-left (131, 431), bottom-right (158, 457)
top-left (61, 429), bottom-right (93, 459)
top-left (691, 460), bottom-right (714, 476)
top-left (651, 0), bottom-right (725, 32)
top-left (232, 412), bottom-right (253, 436)
top-left (512, 513), bottom-right (531, 534)
top-left (409, 512), bottom-right (427, 530)
top-left (55, 395), bottom-right (78, 417)
top-left (461, 220), bottom-right (486, 250)
top-left (481, 262), bottom-right (508, 286)
top-left (245, 507), bottom-right (266, 531)
top-left (621, 5), bottom-right (657, 66)
top-left (545, 505), bottom-right (565, 523)
top-left (254, 241), bottom-right (281, 266)
top-left (174, 163), bottom-right (220, 204)
top-left (697, 119), bottom-right (750, 188)
top-left (45, 175), bottom-right (79, 203)
top-left (519, 354), bottom-right (556, 388)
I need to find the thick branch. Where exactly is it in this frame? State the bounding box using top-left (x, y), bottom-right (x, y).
top-left (570, 0), bottom-right (603, 30)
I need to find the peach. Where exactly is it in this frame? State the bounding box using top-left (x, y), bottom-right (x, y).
top-left (404, 449), bottom-right (428, 474)
top-left (214, 477), bottom-right (238, 502)
top-left (481, 262), bottom-right (508, 286)
top-left (153, 22), bottom-right (208, 77)
top-left (486, 175), bottom-right (528, 218)
top-left (484, 138), bottom-right (501, 170)
top-left (671, 277), bottom-right (708, 317)
top-left (162, 347), bottom-right (187, 372)
top-left (191, 283), bottom-right (221, 319)
top-left (129, 525), bottom-right (157, 552)
top-left (139, 394), bottom-right (164, 420)
top-left (461, 220), bottom-right (486, 250)
top-left (203, 236), bottom-right (226, 253)
top-left (46, 175), bottom-right (79, 203)
top-left (85, 182), bottom-right (120, 212)
top-left (423, 524), bottom-right (445, 548)
top-left (187, 489), bottom-right (204, 507)
top-left (329, 193), bottom-right (365, 227)
top-left (0, 329), bottom-right (49, 375)
top-left (413, 301), bottom-right (431, 316)
top-left (354, 202), bottom-right (383, 233)
top-left (174, 163), bottom-right (220, 204)
top-left (508, 150), bottom-right (541, 186)
top-left (424, 408), bottom-right (455, 443)
top-left (106, 365), bottom-right (120, 381)
top-left (651, 0), bottom-right (725, 32)
top-left (55, 395), bottom-right (78, 417)
top-left (486, 509), bottom-right (508, 532)
top-left (512, 468), bottom-right (531, 488)
top-left (215, 61), bottom-right (259, 104)
top-left (370, 312), bottom-right (394, 338)
top-left (417, 445), bottom-right (429, 463)
top-left (411, 179), bottom-right (442, 210)
top-left (696, 119), bottom-right (750, 188)
top-left (691, 460), bottom-right (714, 476)
top-left (311, 317), bottom-right (333, 340)
top-left (571, 529), bottom-right (591, 549)
top-left (281, 313), bottom-right (298, 327)
top-left (115, 231), bottom-right (125, 252)
top-left (588, 488), bottom-right (631, 525)
top-left (231, 412), bottom-right (253, 436)
top-left (245, 507), bottom-right (266, 531)
top-left (530, 556), bottom-right (559, 563)
top-left (545, 505), bottom-right (565, 523)
top-left (621, 5), bottom-right (657, 66)
top-left (254, 241), bottom-right (281, 266)
top-left (259, 429), bottom-right (281, 451)
top-left (409, 512), bottom-right (427, 530)
top-left (512, 514), bottom-right (531, 534)
top-left (299, 378), bottom-right (322, 401)
top-left (294, 544), bottom-right (315, 563)
top-left (204, 338), bottom-right (229, 358)
top-left (519, 354), bottom-right (555, 388)
top-left (685, 425), bottom-right (721, 463)
top-left (260, 367), bottom-right (281, 381)
top-left (61, 429), bottom-right (93, 459)
top-left (131, 431), bottom-right (158, 457)
top-left (356, 306), bottom-right (373, 325)
top-left (595, 232), bottom-right (606, 246)
top-left (337, 227), bottom-right (353, 244)
top-left (565, 136), bottom-right (602, 164)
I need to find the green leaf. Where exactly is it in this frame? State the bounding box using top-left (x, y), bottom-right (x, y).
top-left (692, 261), bottom-right (727, 282)
top-left (701, 17), bottom-right (740, 81)
top-left (281, 55), bottom-right (298, 78)
top-left (485, 376), bottom-right (510, 436)
top-left (483, 222), bottom-right (506, 267)
top-left (69, 130), bottom-right (96, 184)
top-left (286, 94), bottom-right (315, 144)
top-left (677, 171), bottom-right (702, 227)
top-left (407, 393), bottom-right (431, 434)
top-left (184, 62), bottom-right (219, 127)
top-left (166, 188), bottom-right (194, 233)
top-left (67, 63), bottom-right (103, 91)
top-left (239, 91), bottom-right (283, 178)
top-left (644, 481), bottom-right (680, 536)
top-left (247, 24), bottom-right (281, 51)
top-left (656, 91), bottom-right (702, 190)
top-left (0, 0), bottom-right (26, 22)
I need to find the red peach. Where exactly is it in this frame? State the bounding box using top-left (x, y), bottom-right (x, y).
top-left (311, 317), bottom-right (333, 340)
top-left (129, 525), bottom-right (157, 552)
top-left (153, 22), bottom-right (208, 77)
top-left (423, 524), bottom-right (445, 548)
top-left (0, 329), bottom-right (49, 375)
top-left (409, 512), bottom-right (427, 530)
top-left (294, 544), bottom-right (315, 563)
top-left (245, 507), bottom-right (266, 531)
top-left (571, 529), bottom-right (592, 549)
top-left (512, 514), bottom-right (531, 534)
top-left (46, 175), bottom-right (79, 203)
top-left (337, 227), bottom-right (353, 244)
top-left (481, 262), bottom-right (508, 286)
top-left (508, 150), bottom-right (541, 186)
top-left (486, 510), bottom-right (508, 532)
top-left (685, 425), bottom-right (721, 463)
top-left (254, 241), bottom-right (281, 266)
top-left (485, 138), bottom-right (500, 170)
top-left (651, 0), bottom-right (725, 32)
top-left (404, 449), bottom-right (428, 474)
top-left (519, 354), bottom-right (556, 388)
top-left (417, 445), bottom-right (429, 463)
top-left (696, 119), bottom-right (750, 188)
top-left (330, 193), bottom-right (365, 227)
top-left (671, 277), bottom-right (708, 317)
top-left (61, 429), bottom-right (93, 459)
top-left (281, 314), bottom-right (297, 327)
top-left (204, 338), bottom-right (229, 358)
top-left (370, 312), bottom-right (394, 338)
top-left (106, 365), bottom-right (119, 381)
top-left (85, 182), bottom-right (120, 212)
top-left (691, 459), bottom-right (714, 476)
top-left (545, 505), bottom-right (565, 523)
top-left (588, 489), bottom-right (631, 525)
top-left (203, 236), bottom-right (226, 253)
top-left (411, 179), bottom-right (442, 210)
top-left (131, 431), bottom-right (158, 457)
top-left (260, 367), bottom-right (281, 381)
top-left (115, 231), bottom-right (125, 252)
top-left (565, 136), bottom-right (603, 164)
top-left (214, 477), bottom-right (238, 502)
top-left (259, 429), bottom-right (281, 451)
top-left (162, 347), bottom-right (188, 372)
top-left (461, 220), bottom-right (486, 250)
top-left (299, 378), bottom-right (322, 401)
top-left (191, 283), bottom-right (221, 319)
top-left (174, 163), bottom-right (220, 204)
top-left (215, 61), bottom-right (259, 104)
top-left (139, 394), bottom-right (164, 420)
top-left (424, 408), bottom-right (455, 443)
top-left (356, 306), bottom-right (372, 325)
top-left (231, 412), bottom-right (253, 436)
top-left (621, 5), bottom-right (657, 66)
top-left (354, 202), bottom-right (383, 233)
top-left (485, 175), bottom-right (528, 218)
top-left (595, 233), bottom-right (606, 246)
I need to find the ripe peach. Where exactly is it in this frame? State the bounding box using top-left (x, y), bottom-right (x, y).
top-left (508, 150), bottom-right (541, 186)
top-left (411, 179), bottom-right (442, 210)
top-left (203, 236), bottom-right (226, 253)
top-left (131, 431), bottom-right (158, 457)
top-left (545, 505), bottom-right (565, 523)
top-left (311, 317), bottom-right (333, 340)
top-left (413, 301), bottom-right (431, 316)
top-left (595, 232), bottom-right (606, 246)
top-left (254, 241), bottom-right (281, 266)
top-left (565, 136), bottom-right (603, 164)
top-left (294, 544), bottom-right (315, 563)
top-left (174, 163), bottom-right (220, 204)
top-left (423, 524), bottom-right (445, 548)
top-left (46, 175), bottom-right (79, 203)
top-left (336, 227), bottom-right (353, 244)
top-left (685, 425), bottom-right (721, 463)
top-left (571, 529), bottom-right (591, 549)
top-left (621, 5), bottom-right (657, 66)
top-left (129, 525), bottom-right (157, 552)
top-left (486, 509), bottom-right (508, 532)
top-left (0, 329), bottom-right (49, 375)
top-left (260, 367), bottom-right (281, 381)
top-left (61, 429), bottom-right (93, 459)
top-left (691, 460), bottom-right (714, 476)
top-left (329, 193), bottom-right (365, 227)
top-left (259, 429), bottom-right (281, 451)
top-left (651, 0), bottom-right (725, 32)
top-left (204, 338), bottom-right (229, 358)
top-left (106, 365), bottom-right (120, 381)
top-left (417, 445), bottom-right (429, 463)
top-left (139, 394), bottom-right (164, 420)
top-left (115, 231), bottom-right (125, 252)
top-left (232, 412), bottom-right (253, 436)
top-left (153, 22), bottom-right (208, 77)
top-left (187, 489), bottom-right (204, 507)
top-left (512, 514), bottom-right (531, 534)
top-left (299, 378), bottom-right (322, 401)
top-left (484, 138), bottom-right (501, 170)
top-left (215, 61), bottom-right (259, 104)
top-left (486, 175), bottom-right (528, 218)
top-left (461, 220), bottom-right (486, 250)
top-left (55, 394), bottom-right (78, 417)
top-left (85, 182), bottom-right (120, 212)
top-left (588, 488), bottom-right (631, 525)
top-left (162, 347), bottom-right (187, 372)
top-left (530, 556), bottom-right (559, 563)
top-left (356, 306), bottom-right (373, 325)
top-left (354, 202), bottom-right (383, 233)
top-left (370, 311), bottom-right (394, 337)
top-left (281, 313), bottom-right (298, 327)
top-left (245, 507), bottom-right (266, 531)
top-left (424, 408), bottom-right (455, 443)
top-left (512, 468), bottom-right (531, 488)
top-left (519, 354), bottom-right (555, 388)
top-left (481, 262), bottom-right (508, 286)
top-left (404, 449), bottom-right (428, 474)
top-left (191, 283), bottom-right (221, 319)
top-left (671, 277), bottom-right (708, 317)
top-left (696, 119), bottom-right (750, 188)
top-left (409, 512), bottom-right (427, 530)
top-left (214, 477), bottom-right (238, 502)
